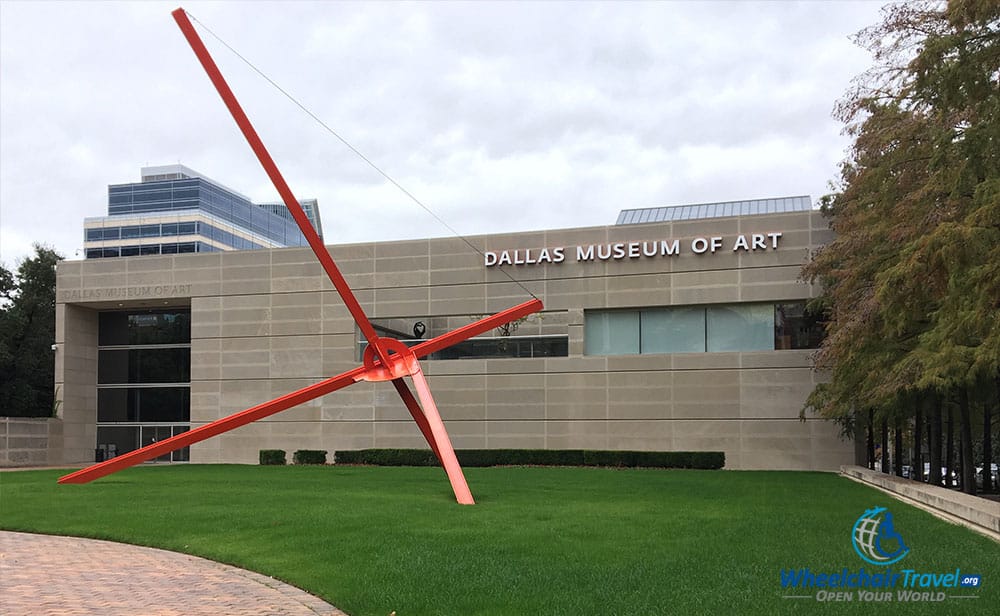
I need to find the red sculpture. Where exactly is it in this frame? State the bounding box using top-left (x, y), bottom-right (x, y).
top-left (58, 8), bottom-right (543, 505)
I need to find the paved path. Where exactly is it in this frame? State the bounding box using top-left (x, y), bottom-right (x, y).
top-left (0, 531), bottom-right (347, 616)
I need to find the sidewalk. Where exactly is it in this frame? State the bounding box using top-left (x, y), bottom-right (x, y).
top-left (0, 531), bottom-right (347, 616)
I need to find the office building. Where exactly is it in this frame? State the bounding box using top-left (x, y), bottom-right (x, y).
top-left (83, 164), bottom-right (321, 259)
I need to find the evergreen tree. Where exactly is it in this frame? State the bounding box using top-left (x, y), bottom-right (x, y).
top-left (0, 244), bottom-right (62, 417)
top-left (803, 0), bottom-right (999, 495)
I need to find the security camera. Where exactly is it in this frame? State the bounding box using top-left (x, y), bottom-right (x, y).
top-left (413, 321), bottom-right (426, 339)
top-left (51, 344), bottom-right (58, 351)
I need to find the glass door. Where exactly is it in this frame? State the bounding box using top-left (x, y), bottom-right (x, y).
top-left (139, 425), bottom-right (190, 462)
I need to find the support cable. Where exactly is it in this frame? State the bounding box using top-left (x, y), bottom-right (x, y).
top-left (186, 11), bottom-right (539, 302)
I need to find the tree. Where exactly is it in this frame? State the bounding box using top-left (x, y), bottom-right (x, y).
top-left (803, 0), bottom-right (999, 495)
top-left (0, 244), bottom-right (63, 417)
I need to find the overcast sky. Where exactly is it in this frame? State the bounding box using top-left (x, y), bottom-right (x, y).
top-left (0, 0), bottom-right (887, 266)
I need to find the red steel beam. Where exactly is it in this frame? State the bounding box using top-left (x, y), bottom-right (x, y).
top-left (392, 377), bottom-right (443, 465)
top-left (410, 298), bottom-right (543, 357)
top-left (171, 8), bottom-right (390, 366)
top-left (58, 368), bottom-right (363, 484)
top-left (58, 302), bottom-right (541, 485)
top-left (407, 361), bottom-right (474, 504)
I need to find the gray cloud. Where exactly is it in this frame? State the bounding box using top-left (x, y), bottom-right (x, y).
top-left (1, 0), bottom-right (883, 266)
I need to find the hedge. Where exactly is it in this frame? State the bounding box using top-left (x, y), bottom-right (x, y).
top-left (259, 449), bottom-right (286, 465)
top-left (293, 450), bottom-right (328, 465)
top-left (334, 449), bottom-right (724, 470)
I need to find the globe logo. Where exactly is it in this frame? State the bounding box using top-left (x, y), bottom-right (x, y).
top-left (852, 506), bottom-right (909, 566)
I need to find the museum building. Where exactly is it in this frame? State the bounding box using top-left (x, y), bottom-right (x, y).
top-left (53, 195), bottom-right (854, 470)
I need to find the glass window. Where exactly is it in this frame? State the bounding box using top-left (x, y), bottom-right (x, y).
top-left (98, 348), bottom-right (190, 384)
top-left (121, 226), bottom-right (142, 239)
top-left (99, 310), bottom-right (191, 346)
top-left (431, 336), bottom-right (569, 360)
top-left (775, 302), bottom-right (825, 349)
top-left (120, 246), bottom-right (140, 257)
top-left (172, 426), bottom-right (190, 461)
top-left (585, 303), bottom-right (823, 356)
top-left (641, 307), bottom-right (706, 353)
top-left (585, 310), bottom-right (639, 355)
top-left (85, 228), bottom-right (103, 241)
top-left (98, 387), bottom-right (190, 423)
top-left (706, 304), bottom-right (774, 352)
top-left (97, 388), bottom-right (133, 422)
top-left (135, 387), bottom-right (191, 422)
top-left (173, 188), bottom-right (198, 199)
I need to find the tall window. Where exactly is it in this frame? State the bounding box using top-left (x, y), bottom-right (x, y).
top-left (584, 302), bottom-right (823, 355)
top-left (96, 310), bottom-right (191, 462)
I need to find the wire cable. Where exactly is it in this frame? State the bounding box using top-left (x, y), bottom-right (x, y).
top-left (185, 11), bottom-right (539, 301)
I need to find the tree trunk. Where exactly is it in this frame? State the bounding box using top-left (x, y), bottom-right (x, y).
top-left (881, 419), bottom-right (889, 473)
top-left (984, 391), bottom-right (993, 494)
top-left (958, 438), bottom-right (965, 491)
top-left (914, 398), bottom-right (923, 482)
top-left (867, 409), bottom-right (875, 470)
top-left (929, 396), bottom-right (942, 486)
top-left (959, 388), bottom-right (976, 495)
top-left (946, 399), bottom-right (955, 488)
top-left (893, 417), bottom-right (904, 477)
top-left (993, 374), bottom-right (1000, 493)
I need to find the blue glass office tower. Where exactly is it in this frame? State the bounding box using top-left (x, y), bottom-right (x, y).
top-left (258, 199), bottom-right (324, 241)
top-left (84, 164), bottom-right (321, 258)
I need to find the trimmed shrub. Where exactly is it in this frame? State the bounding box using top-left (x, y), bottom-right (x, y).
top-left (335, 449), bottom-right (437, 466)
top-left (457, 449), bottom-right (585, 467)
top-left (293, 450), bottom-right (327, 465)
top-left (259, 449), bottom-right (286, 465)
top-left (333, 448), bottom-right (724, 470)
top-left (689, 451), bottom-right (725, 470)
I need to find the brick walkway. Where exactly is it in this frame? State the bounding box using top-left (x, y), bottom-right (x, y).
top-left (0, 531), bottom-right (347, 616)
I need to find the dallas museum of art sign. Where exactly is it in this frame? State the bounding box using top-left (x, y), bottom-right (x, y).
top-left (484, 232), bottom-right (784, 267)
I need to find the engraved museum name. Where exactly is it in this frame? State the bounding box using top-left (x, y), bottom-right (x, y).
top-left (60, 284), bottom-right (192, 301)
top-left (484, 232), bottom-right (783, 267)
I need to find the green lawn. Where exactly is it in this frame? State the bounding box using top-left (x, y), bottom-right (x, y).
top-left (1, 465), bottom-right (996, 615)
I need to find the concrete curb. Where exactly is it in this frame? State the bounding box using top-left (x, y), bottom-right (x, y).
top-left (840, 465), bottom-right (999, 542)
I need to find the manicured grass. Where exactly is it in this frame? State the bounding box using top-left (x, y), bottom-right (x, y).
top-left (1, 465), bottom-right (997, 615)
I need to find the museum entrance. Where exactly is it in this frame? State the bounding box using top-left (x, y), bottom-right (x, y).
top-left (95, 309), bottom-right (191, 463)
top-left (95, 424), bottom-right (190, 462)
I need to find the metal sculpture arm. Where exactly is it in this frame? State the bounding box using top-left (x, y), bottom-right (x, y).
top-left (170, 8), bottom-right (390, 367)
top-left (58, 8), bottom-right (545, 505)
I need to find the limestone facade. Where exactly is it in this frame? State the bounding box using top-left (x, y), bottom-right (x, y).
top-left (53, 210), bottom-right (852, 470)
